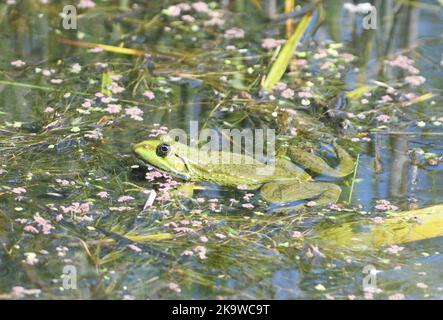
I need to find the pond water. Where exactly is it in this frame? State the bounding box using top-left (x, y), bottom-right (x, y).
top-left (0, 0), bottom-right (442, 299)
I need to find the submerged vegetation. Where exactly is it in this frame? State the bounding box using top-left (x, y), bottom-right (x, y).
top-left (0, 0), bottom-right (442, 300)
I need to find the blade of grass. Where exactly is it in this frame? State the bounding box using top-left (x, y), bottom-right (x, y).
top-left (59, 38), bottom-right (147, 56)
top-left (347, 153), bottom-right (360, 204)
top-left (262, 14), bottom-right (312, 91)
top-left (0, 80), bottom-right (54, 91)
top-left (101, 70), bottom-right (113, 96)
top-left (400, 92), bottom-right (435, 107)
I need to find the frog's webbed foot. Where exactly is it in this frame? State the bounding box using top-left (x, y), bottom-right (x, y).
top-left (260, 181), bottom-right (341, 212)
top-left (286, 142), bottom-right (354, 178)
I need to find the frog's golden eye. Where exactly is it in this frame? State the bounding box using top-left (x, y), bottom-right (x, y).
top-left (156, 143), bottom-right (171, 157)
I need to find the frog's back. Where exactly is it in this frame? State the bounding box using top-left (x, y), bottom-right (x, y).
top-left (189, 149), bottom-right (311, 187)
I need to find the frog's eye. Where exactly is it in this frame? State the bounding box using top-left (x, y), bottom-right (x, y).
top-left (156, 143), bottom-right (171, 157)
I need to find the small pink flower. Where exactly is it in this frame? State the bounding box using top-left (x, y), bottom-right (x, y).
top-left (416, 282), bottom-right (428, 289)
top-left (283, 108), bottom-right (298, 116)
top-left (320, 61), bottom-right (333, 70)
top-left (294, 59), bottom-right (308, 66)
top-left (261, 38), bottom-right (286, 50)
top-left (405, 75), bottom-right (426, 86)
top-left (78, 0), bottom-right (96, 9)
top-left (12, 187), bottom-right (27, 194)
top-left (381, 95), bottom-right (392, 103)
top-left (375, 114), bottom-right (391, 123)
top-left (181, 250), bottom-right (194, 256)
top-left (181, 15), bottom-right (195, 23)
top-left (96, 191), bottom-right (109, 199)
top-left (168, 282), bottom-right (181, 293)
top-left (407, 66), bottom-right (420, 74)
top-left (215, 233), bottom-right (226, 239)
top-left (389, 293), bottom-right (405, 300)
top-left (204, 17), bottom-right (225, 27)
top-left (33, 213), bottom-right (54, 234)
top-left (24, 252), bottom-right (39, 265)
top-left (404, 93), bottom-right (417, 100)
top-left (164, 222), bottom-right (178, 228)
top-left (117, 195), bottom-right (135, 202)
top-left (101, 96), bottom-right (113, 104)
top-left (372, 216), bottom-right (385, 224)
top-left (224, 28), bottom-right (245, 39)
top-left (110, 83), bottom-right (125, 94)
top-left (82, 100), bottom-right (92, 108)
top-left (192, 1), bottom-right (209, 12)
top-left (241, 203), bottom-right (254, 209)
top-left (50, 79), bottom-right (63, 84)
top-left (125, 107), bottom-right (144, 121)
top-left (145, 170), bottom-right (163, 181)
top-left (193, 246), bottom-right (208, 259)
top-left (292, 231), bottom-right (303, 239)
top-left (106, 104), bottom-right (122, 114)
top-left (24, 225), bottom-right (39, 234)
top-left (142, 90), bottom-right (155, 100)
top-left (44, 107), bottom-right (54, 113)
top-left (89, 47), bottom-right (103, 53)
top-left (306, 201), bottom-right (317, 207)
top-left (386, 55), bottom-right (414, 69)
top-left (11, 60), bottom-right (26, 67)
top-left (387, 245), bottom-right (404, 254)
top-left (313, 49), bottom-right (328, 59)
top-left (61, 202), bottom-right (92, 214)
top-left (375, 199), bottom-right (398, 211)
top-left (298, 91), bottom-right (313, 98)
top-left (340, 53), bottom-right (355, 63)
top-left (109, 206), bottom-right (132, 212)
top-left (274, 82), bottom-right (288, 92)
top-left (173, 227), bottom-right (194, 233)
top-left (42, 69), bottom-right (52, 76)
top-left (177, 3), bottom-right (191, 11)
top-left (199, 236), bottom-right (208, 243)
top-left (281, 88), bottom-right (295, 99)
top-left (128, 244), bottom-right (142, 253)
top-left (165, 5), bottom-right (181, 17)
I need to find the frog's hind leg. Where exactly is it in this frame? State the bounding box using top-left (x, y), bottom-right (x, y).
top-left (287, 143), bottom-right (354, 178)
top-left (260, 181), bottom-right (341, 212)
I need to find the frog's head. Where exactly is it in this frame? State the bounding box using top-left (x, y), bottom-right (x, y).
top-left (132, 138), bottom-right (191, 180)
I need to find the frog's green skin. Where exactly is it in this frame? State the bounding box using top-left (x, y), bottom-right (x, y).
top-left (133, 137), bottom-right (354, 211)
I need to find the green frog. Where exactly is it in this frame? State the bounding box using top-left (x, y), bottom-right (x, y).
top-left (132, 136), bottom-right (354, 211)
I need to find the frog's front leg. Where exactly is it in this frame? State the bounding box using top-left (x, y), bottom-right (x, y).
top-left (260, 181), bottom-right (341, 211)
top-left (286, 142), bottom-right (354, 178)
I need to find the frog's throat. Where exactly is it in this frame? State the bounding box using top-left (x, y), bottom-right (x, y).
top-left (139, 159), bottom-right (191, 181)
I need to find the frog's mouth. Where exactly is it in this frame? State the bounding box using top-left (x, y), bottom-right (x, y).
top-left (136, 158), bottom-right (191, 181)
top-left (132, 143), bottom-right (191, 181)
